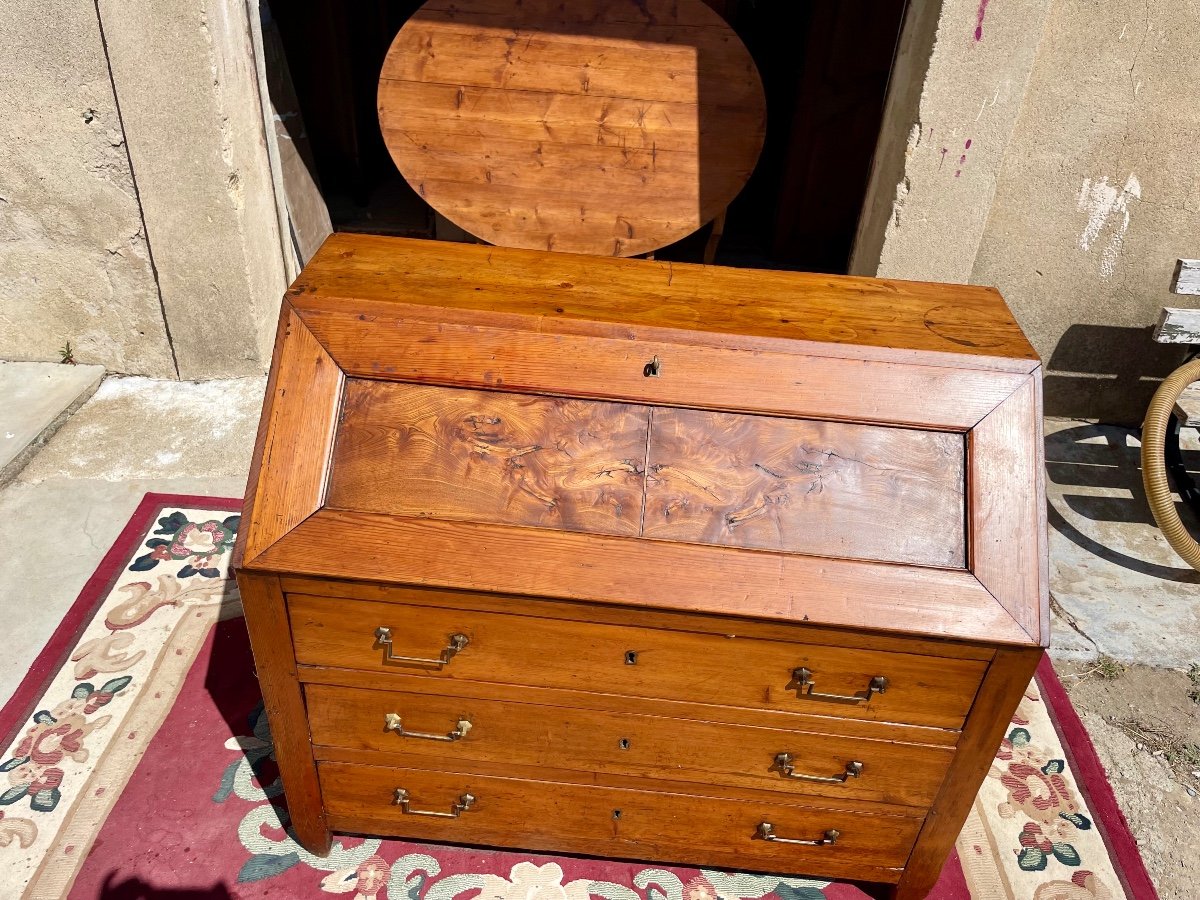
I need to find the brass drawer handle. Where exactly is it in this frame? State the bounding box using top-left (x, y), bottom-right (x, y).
top-left (374, 628), bottom-right (469, 667)
top-left (774, 753), bottom-right (864, 783)
top-left (384, 712), bottom-right (472, 742)
top-left (393, 788), bottom-right (475, 818)
top-left (756, 823), bottom-right (840, 846)
top-left (791, 668), bottom-right (888, 704)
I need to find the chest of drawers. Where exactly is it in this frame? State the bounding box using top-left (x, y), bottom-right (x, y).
top-left (233, 233), bottom-right (1047, 900)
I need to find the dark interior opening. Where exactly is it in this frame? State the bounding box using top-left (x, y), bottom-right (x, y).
top-left (270, 0), bottom-right (907, 274)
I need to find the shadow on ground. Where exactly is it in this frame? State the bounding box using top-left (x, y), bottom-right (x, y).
top-left (1046, 421), bottom-right (1200, 584)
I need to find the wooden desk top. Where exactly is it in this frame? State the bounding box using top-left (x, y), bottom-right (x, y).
top-left (289, 233), bottom-right (1039, 369)
top-left (378, 0), bottom-right (765, 257)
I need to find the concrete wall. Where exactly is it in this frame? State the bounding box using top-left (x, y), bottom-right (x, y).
top-left (0, 1), bottom-right (175, 377)
top-left (0, 1), bottom-right (287, 380)
top-left (857, 0), bottom-right (1199, 423)
top-left (853, 0), bottom-right (1053, 284)
top-left (972, 0), bottom-right (1199, 421)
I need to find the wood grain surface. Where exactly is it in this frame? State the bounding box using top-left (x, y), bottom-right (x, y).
top-left (299, 663), bottom-right (963, 749)
top-left (889, 646), bottom-right (1042, 899)
top-left (643, 408), bottom-right (966, 567)
top-left (236, 574), bottom-right (331, 853)
top-left (287, 593), bottom-right (988, 729)
top-left (969, 374), bottom-right (1049, 646)
top-left (320, 762), bottom-right (919, 880)
top-left (306, 683), bottom-right (954, 808)
top-left (299, 302), bottom-right (1027, 429)
top-left (236, 305), bottom-right (343, 566)
top-left (328, 380), bottom-right (649, 536)
top-left (257, 510), bottom-right (1033, 646)
top-left (378, 0), bottom-right (765, 255)
top-left (329, 378), bottom-right (967, 567)
top-left (288, 233), bottom-right (1041, 368)
top-left (279, 575), bottom-right (995, 662)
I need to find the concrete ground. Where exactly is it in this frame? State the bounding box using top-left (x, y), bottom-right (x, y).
top-left (1, 375), bottom-right (1198, 896)
top-left (0, 373), bottom-right (263, 701)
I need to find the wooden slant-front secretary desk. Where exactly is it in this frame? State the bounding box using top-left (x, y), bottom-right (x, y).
top-left (233, 233), bottom-right (1048, 900)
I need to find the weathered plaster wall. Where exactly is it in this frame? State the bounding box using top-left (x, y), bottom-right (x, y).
top-left (0, 1), bottom-right (176, 377)
top-left (98, 0), bottom-right (288, 379)
top-left (0, 1), bottom-right (286, 380)
top-left (858, 0), bottom-right (1199, 423)
top-left (852, 0), bottom-right (1053, 283)
top-left (972, 0), bottom-right (1200, 421)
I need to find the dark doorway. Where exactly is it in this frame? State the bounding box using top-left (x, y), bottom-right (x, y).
top-left (269, 0), bottom-right (907, 274)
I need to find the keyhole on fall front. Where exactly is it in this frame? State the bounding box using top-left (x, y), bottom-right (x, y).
top-left (619, 737), bottom-right (631, 750)
top-left (624, 650), bottom-right (638, 665)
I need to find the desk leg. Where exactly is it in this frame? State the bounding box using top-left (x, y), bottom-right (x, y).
top-left (889, 646), bottom-right (1043, 899)
top-left (238, 572), bottom-right (332, 855)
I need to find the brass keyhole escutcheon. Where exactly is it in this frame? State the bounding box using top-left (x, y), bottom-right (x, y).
top-left (643, 356), bottom-right (661, 377)
top-left (625, 650), bottom-right (638, 665)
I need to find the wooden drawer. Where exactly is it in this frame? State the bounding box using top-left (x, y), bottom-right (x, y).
top-left (306, 683), bottom-right (953, 807)
top-left (288, 594), bottom-right (988, 729)
top-left (319, 761), bottom-right (921, 882)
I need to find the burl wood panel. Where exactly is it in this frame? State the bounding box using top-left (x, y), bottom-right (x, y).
top-left (327, 380), bottom-right (650, 536)
top-left (643, 409), bottom-right (967, 568)
top-left (378, 0), bottom-right (765, 255)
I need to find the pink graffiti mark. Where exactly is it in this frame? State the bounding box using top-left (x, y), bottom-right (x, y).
top-left (957, 139), bottom-right (972, 177)
top-left (974, 0), bottom-right (991, 42)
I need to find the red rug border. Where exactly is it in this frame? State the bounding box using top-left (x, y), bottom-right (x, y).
top-left (0, 492), bottom-right (242, 752)
top-left (1036, 655), bottom-right (1160, 900)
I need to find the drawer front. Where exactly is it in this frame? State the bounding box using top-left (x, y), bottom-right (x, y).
top-left (307, 683), bottom-right (952, 807)
top-left (288, 594), bottom-right (987, 729)
top-left (319, 762), bottom-right (921, 879)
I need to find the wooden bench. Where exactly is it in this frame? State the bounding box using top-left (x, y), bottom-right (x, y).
top-left (1153, 259), bottom-right (1200, 426)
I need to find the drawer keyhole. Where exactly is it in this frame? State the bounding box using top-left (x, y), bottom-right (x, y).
top-left (624, 650), bottom-right (638, 665)
top-left (619, 738), bottom-right (631, 750)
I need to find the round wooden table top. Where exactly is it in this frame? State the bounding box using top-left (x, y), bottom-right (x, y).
top-left (378, 0), bottom-right (766, 257)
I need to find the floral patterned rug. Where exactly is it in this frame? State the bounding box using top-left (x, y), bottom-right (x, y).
top-left (0, 494), bottom-right (1158, 900)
